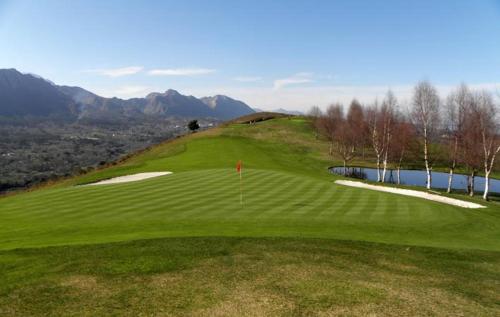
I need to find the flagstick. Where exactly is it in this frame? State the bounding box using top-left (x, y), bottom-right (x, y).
top-left (239, 169), bottom-right (243, 205)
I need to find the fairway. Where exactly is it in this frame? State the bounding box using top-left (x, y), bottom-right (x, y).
top-left (1, 117), bottom-right (499, 315)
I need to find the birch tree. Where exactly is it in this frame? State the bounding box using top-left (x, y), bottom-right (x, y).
top-left (380, 91), bottom-right (397, 182)
top-left (444, 84), bottom-right (469, 193)
top-left (367, 101), bottom-right (384, 181)
top-left (473, 91), bottom-right (500, 200)
top-left (411, 81), bottom-right (440, 190)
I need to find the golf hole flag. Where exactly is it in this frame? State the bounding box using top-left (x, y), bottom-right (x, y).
top-left (236, 160), bottom-right (243, 204)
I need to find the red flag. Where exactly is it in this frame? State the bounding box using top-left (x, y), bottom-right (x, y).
top-left (236, 160), bottom-right (243, 204)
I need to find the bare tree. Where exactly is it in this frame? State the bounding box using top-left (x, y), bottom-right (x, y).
top-left (367, 100), bottom-right (384, 181)
top-left (391, 113), bottom-right (415, 184)
top-left (444, 84), bottom-right (469, 193)
top-left (333, 106), bottom-right (357, 174)
top-left (411, 81), bottom-right (440, 189)
top-left (323, 104), bottom-right (344, 156)
top-left (347, 99), bottom-right (367, 156)
top-left (366, 94), bottom-right (396, 183)
top-left (308, 106), bottom-right (323, 139)
top-left (461, 104), bottom-right (482, 196)
top-left (473, 91), bottom-right (500, 200)
top-left (313, 103), bottom-right (358, 175)
top-left (308, 105), bottom-right (322, 118)
top-left (380, 91), bottom-right (397, 182)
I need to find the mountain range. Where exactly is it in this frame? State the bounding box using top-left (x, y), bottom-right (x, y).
top-left (0, 69), bottom-right (255, 121)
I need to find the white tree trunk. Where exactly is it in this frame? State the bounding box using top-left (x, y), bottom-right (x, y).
top-left (397, 167), bottom-right (401, 185)
top-left (447, 168), bottom-right (454, 193)
top-left (483, 146), bottom-right (500, 200)
top-left (376, 156), bottom-right (381, 182)
top-left (483, 171), bottom-right (490, 201)
top-left (423, 128), bottom-right (432, 190)
top-left (426, 169), bottom-right (432, 190)
top-left (424, 156), bottom-right (431, 189)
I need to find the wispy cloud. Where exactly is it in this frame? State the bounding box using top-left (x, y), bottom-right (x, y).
top-left (83, 66), bottom-right (143, 77)
top-left (186, 82), bottom-right (500, 112)
top-left (91, 85), bottom-right (154, 99)
top-left (148, 68), bottom-right (216, 76)
top-left (233, 76), bottom-right (262, 82)
top-left (273, 72), bottom-right (313, 90)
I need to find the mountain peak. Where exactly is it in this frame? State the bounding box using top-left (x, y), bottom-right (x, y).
top-left (0, 68), bottom-right (24, 80)
top-left (200, 94), bottom-right (255, 120)
top-left (0, 68), bottom-right (22, 74)
top-left (165, 89), bottom-right (180, 96)
top-left (0, 68), bottom-right (57, 87)
top-left (0, 68), bottom-right (75, 118)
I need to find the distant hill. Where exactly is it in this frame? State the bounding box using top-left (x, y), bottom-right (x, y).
top-left (273, 108), bottom-right (303, 116)
top-left (253, 107), bottom-right (303, 116)
top-left (0, 69), bottom-right (255, 121)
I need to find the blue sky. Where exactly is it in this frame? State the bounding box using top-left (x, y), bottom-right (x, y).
top-left (1, 0), bottom-right (499, 110)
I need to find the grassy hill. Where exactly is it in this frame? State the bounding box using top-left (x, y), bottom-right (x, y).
top-left (1, 116), bottom-right (499, 315)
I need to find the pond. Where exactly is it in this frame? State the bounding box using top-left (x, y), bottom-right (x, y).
top-left (329, 166), bottom-right (500, 194)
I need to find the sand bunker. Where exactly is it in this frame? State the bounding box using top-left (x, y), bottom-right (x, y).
top-left (87, 172), bottom-right (172, 185)
top-left (335, 180), bottom-right (485, 209)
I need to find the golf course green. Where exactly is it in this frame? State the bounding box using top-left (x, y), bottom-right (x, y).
top-left (1, 116), bottom-right (499, 315)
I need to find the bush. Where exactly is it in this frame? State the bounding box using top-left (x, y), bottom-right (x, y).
top-left (188, 120), bottom-right (200, 132)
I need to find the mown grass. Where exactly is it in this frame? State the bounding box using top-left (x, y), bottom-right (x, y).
top-left (1, 167), bottom-right (500, 251)
top-left (1, 116), bottom-right (499, 315)
top-left (1, 237), bottom-right (499, 316)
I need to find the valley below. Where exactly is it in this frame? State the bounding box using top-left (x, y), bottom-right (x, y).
top-left (0, 117), bottom-right (217, 193)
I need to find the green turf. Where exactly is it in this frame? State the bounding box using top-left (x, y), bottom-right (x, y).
top-left (1, 117), bottom-right (499, 315)
top-left (1, 118), bottom-right (499, 251)
top-left (1, 167), bottom-right (500, 251)
top-left (1, 237), bottom-right (499, 316)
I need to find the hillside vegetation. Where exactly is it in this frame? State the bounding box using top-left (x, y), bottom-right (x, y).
top-left (0, 116), bottom-right (499, 316)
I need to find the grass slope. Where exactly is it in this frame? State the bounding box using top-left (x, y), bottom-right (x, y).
top-left (1, 117), bottom-right (499, 315)
top-left (1, 238), bottom-right (499, 316)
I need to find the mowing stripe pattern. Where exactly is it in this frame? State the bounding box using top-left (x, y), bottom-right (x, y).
top-left (1, 168), bottom-right (493, 251)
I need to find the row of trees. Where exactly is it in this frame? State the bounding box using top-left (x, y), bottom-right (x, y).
top-left (310, 81), bottom-right (500, 200)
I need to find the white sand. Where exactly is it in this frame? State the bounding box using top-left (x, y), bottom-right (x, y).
top-left (335, 180), bottom-right (485, 209)
top-left (87, 172), bottom-right (172, 185)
